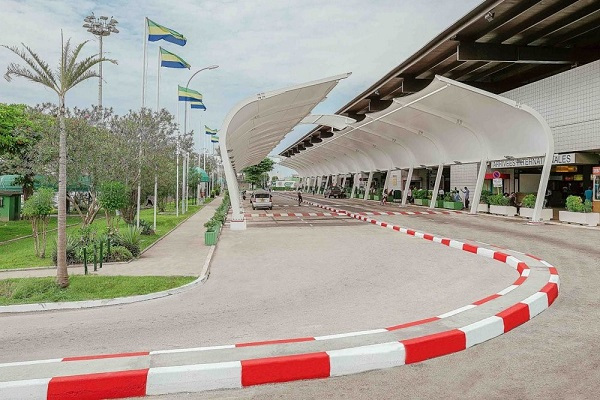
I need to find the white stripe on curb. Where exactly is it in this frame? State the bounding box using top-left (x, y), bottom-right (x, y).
top-left (327, 342), bottom-right (406, 377)
top-left (0, 378), bottom-right (50, 400)
top-left (315, 329), bottom-right (388, 341)
top-left (459, 316), bottom-right (504, 348)
top-left (146, 361), bottom-right (242, 395)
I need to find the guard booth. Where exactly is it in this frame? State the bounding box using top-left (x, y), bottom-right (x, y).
top-left (193, 167), bottom-right (210, 199)
top-left (0, 175), bottom-right (22, 221)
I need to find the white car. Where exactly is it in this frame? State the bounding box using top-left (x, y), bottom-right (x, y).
top-left (250, 190), bottom-right (273, 210)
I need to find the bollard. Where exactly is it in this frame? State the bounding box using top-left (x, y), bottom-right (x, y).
top-left (99, 241), bottom-right (103, 269)
top-left (83, 247), bottom-right (88, 275)
top-left (107, 237), bottom-right (111, 256)
top-left (93, 243), bottom-right (97, 272)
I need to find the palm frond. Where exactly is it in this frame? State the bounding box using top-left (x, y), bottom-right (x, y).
top-left (2, 45), bottom-right (58, 92)
top-left (23, 44), bottom-right (58, 88)
top-left (67, 70), bottom-right (100, 90)
top-left (67, 55), bottom-right (117, 89)
top-left (66, 40), bottom-right (89, 74)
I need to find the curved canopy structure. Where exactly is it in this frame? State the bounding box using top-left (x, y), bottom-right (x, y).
top-left (192, 167), bottom-right (210, 182)
top-left (219, 73), bottom-right (351, 229)
top-left (281, 76), bottom-right (554, 222)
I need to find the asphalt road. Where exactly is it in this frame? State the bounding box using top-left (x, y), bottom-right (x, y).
top-left (136, 194), bottom-right (600, 400)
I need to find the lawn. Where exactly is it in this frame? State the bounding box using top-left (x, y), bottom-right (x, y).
top-left (0, 204), bottom-right (203, 270)
top-left (0, 275), bottom-right (196, 305)
top-left (0, 215), bottom-right (83, 243)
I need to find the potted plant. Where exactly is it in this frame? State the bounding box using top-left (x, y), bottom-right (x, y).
top-left (204, 219), bottom-right (220, 245)
top-left (374, 188), bottom-right (382, 201)
top-left (478, 190), bottom-right (491, 213)
top-left (443, 192), bottom-right (463, 210)
top-left (519, 193), bottom-right (553, 220)
top-left (559, 195), bottom-right (598, 226)
top-left (413, 189), bottom-right (426, 206)
top-left (488, 194), bottom-right (517, 216)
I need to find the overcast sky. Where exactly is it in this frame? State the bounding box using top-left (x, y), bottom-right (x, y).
top-left (0, 0), bottom-right (482, 177)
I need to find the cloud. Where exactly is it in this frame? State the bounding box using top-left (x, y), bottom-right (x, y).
top-left (0, 0), bottom-right (481, 176)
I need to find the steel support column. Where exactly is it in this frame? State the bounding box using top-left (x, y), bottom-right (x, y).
top-left (470, 160), bottom-right (488, 215)
top-left (401, 166), bottom-right (414, 206)
top-left (364, 171), bottom-right (374, 200)
top-left (429, 164), bottom-right (444, 209)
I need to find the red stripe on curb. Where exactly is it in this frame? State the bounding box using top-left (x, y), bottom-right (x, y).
top-left (47, 369), bottom-right (148, 400)
top-left (540, 282), bottom-right (559, 306)
top-left (513, 276), bottom-right (527, 285)
top-left (381, 222), bottom-right (388, 227)
top-left (392, 226), bottom-right (400, 231)
top-left (472, 293), bottom-right (501, 306)
top-left (441, 239), bottom-right (451, 246)
top-left (548, 267), bottom-right (558, 275)
top-left (370, 220), bottom-right (377, 224)
top-left (62, 352), bottom-right (149, 362)
top-left (236, 337), bottom-right (315, 348)
top-left (462, 243), bottom-right (478, 254)
top-left (386, 317), bottom-right (440, 331)
top-left (497, 303), bottom-right (530, 333)
top-left (423, 234), bottom-right (434, 241)
top-left (241, 352), bottom-right (330, 387)
top-left (317, 213), bottom-right (324, 217)
top-left (493, 252), bottom-right (509, 262)
top-left (516, 262), bottom-right (528, 275)
top-left (407, 230), bottom-right (416, 236)
top-left (402, 330), bottom-right (466, 364)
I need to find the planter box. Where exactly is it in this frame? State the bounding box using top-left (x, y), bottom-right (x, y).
top-left (558, 211), bottom-right (599, 227)
top-left (204, 228), bottom-right (219, 246)
top-left (374, 195), bottom-right (381, 201)
top-left (414, 198), bottom-right (424, 206)
top-left (443, 201), bottom-right (463, 210)
top-left (519, 207), bottom-right (553, 221)
top-left (477, 203), bottom-right (489, 213)
top-left (489, 205), bottom-right (517, 216)
top-left (369, 194), bottom-right (375, 200)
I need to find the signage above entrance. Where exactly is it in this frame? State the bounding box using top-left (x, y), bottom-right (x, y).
top-left (490, 153), bottom-right (597, 169)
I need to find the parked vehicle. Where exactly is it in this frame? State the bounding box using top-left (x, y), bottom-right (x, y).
top-left (250, 190), bottom-right (273, 210)
top-left (324, 186), bottom-right (344, 198)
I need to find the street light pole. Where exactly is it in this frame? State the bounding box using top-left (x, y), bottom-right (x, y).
top-left (83, 13), bottom-right (119, 108)
top-left (180, 65), bottom-right (218, 208)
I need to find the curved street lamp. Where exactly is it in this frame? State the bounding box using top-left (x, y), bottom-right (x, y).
top-left (179, 65), bottom-right (219, 215)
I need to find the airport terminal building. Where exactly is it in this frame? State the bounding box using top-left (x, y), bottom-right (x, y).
top-left (279, 0), bottom-right (600, 213)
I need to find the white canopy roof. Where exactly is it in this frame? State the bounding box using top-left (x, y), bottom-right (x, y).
top-left (281, 76), bottom-right (553, 176)
top-left (221, 73), bottom-right (351, 172)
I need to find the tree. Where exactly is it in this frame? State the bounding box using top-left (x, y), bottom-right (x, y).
top-left (243, 158), bottom-right (275, 187)
top-left (22, 188), bottom-right (55, 258)
top-left (98, 181), bottom-right (129, 231)
top-left (0, 103), bottom-right (38, 156)
top-left (271, 175), bottom-right (279, 182)
top-left (3, 35), bottom-right (116, 288)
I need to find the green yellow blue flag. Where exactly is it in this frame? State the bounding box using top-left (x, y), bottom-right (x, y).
top-left (210, 135), bottom-right (219, 143)
top-left (147, 19), bottom-right (187, 46)
top-left (160, 48), bottom-right (190, 69)
top-left (178, 85), bottom-right (202, 102)
top-left (191, 101), bottom-right (206, 110)
top-left (205, 126), bottom-right (218, 135)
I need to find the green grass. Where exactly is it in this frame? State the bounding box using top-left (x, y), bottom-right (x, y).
top-left (0, 216), bottom-right (82, 243)
top-left (0, 205), bottom-right (202, 270)
top-left (0, 275), bottom-right (196, 305)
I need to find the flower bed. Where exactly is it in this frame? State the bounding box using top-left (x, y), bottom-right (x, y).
top-left (204, 192), bottom-right (230, 246)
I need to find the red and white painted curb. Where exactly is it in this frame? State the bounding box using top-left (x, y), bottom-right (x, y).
top-left (245, 210), bottom-right (464, 218)
top-left (0, 201), bottom-right (559, 399)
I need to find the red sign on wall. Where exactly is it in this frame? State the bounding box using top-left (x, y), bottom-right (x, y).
top-left (593, 166), bottom-right (600, 176)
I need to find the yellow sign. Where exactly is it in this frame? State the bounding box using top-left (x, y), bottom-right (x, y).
top-left (392, 175), bottom-right (397, 186)
top-left (554, 165), bottom-right (578, 173)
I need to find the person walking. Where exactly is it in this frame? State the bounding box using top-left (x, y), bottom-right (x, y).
top-left (407, 186), bottom-right (413, 204)
top-left (461, 186), bottom-right (470, 209)
top-left (297, 191), bottom-right (303, 206)
top-left (381, 189), bottom-right (387, 205)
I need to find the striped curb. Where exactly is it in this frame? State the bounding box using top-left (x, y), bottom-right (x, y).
top-left (244, 210), bottom-right (464, 218)
top-left (0, 200), bottom-right (559, 399)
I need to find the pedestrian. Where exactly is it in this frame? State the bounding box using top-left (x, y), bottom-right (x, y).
top-left (297, 191), bottom-right (303, 206)
top-left (461, 186), bottom-right (470, 209)
top-left (407, 186), bottom-right (413, 204)
top-left (381, 189), bottom-right (387, 205)
top-left (584, 186), bottom-right (593, 202)
top-left (509, 192), bottom-right (520, 213)
top-left (544, 187), bottom-right (552, 207)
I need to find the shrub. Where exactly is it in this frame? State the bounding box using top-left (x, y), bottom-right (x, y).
top-left (115, 226), bottom-right (141, 257)
top-left (566, 195), bottom-right (584, 212)
top-left (480, 190), bottom-right (492, 205)
top-left (52, 235), bottom-right (79, 265)
top-left (138, 219), bottom-right (155, 235)
top-left (443, 192), bottom-right (454, 202)
top-left (522, 194), bottom-right (536, 208)
top-left (105, 246), bottom-right (133, 262)
top-left (488, 194), bottom-right (509, 206)
top-left (413, 189), bottom-right (427, 199)
top-left (584, 199), bottom-right (592, 213)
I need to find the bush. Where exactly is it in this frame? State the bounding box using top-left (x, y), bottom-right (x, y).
top-left (522, 194), bottom-right (536, 208)
top-left (52, 235), bottom-right (79, 265)
top-left (138, 219), bottom-right (155, 235)
top-left (565, 195), bottom-right (592, 213)
top-left (413, 189), bottom-right (427, 199)
top-left (480, 190), bottom-right (492, 205)
top-left (204, 191), bottom-right (230, 233)
top-left (488, 194), bottom-right (509, 206)
top-left (443, 192), bottom-right (454, 202)
top-left (105, 246), bottom-right (133, 262)
top-left (115, 226), bottom-right (141, 257)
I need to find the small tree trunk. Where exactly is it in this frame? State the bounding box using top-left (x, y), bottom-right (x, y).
top-left (56, 94), bottom-right (69, 288)
top-left (41, 216), bottom-right (48, 258)
top-left (32, 219), bottom-right (39, 257)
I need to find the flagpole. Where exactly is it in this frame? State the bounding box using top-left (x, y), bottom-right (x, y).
top-left (141, 17), bottom-right (147, 108)
top-left (153, 47), bottom-right (161, 231)
top-left (176, 99), bottom-right (180, 217)
top-left (157, 47), bottom-right (161, 110)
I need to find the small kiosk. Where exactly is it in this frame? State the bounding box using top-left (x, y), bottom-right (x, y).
top-left (0, 175), bottom-right (22, 221)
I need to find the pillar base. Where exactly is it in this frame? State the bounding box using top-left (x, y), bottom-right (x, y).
top-left (230, 219), bottom-right (247, 230)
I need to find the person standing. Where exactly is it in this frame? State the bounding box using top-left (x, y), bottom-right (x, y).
top-left (584, 186), bottom-right (593, 202)
top-left (297, 191), bottom-right (303, 206)
top-left (461, 186), bottom-right (470, 209)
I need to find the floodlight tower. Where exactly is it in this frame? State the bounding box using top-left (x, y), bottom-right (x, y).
top-left (83, 13), bottom-right (119, 108)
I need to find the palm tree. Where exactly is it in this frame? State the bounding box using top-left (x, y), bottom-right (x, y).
top-left (3, 33), bottom-right (116, 288)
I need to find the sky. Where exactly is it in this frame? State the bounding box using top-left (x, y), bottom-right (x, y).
top-left (0, 0), bottom-right (482, 178)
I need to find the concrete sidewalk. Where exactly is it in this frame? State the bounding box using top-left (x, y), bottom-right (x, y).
top-left (0, 197), bottom-right (223, 280)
